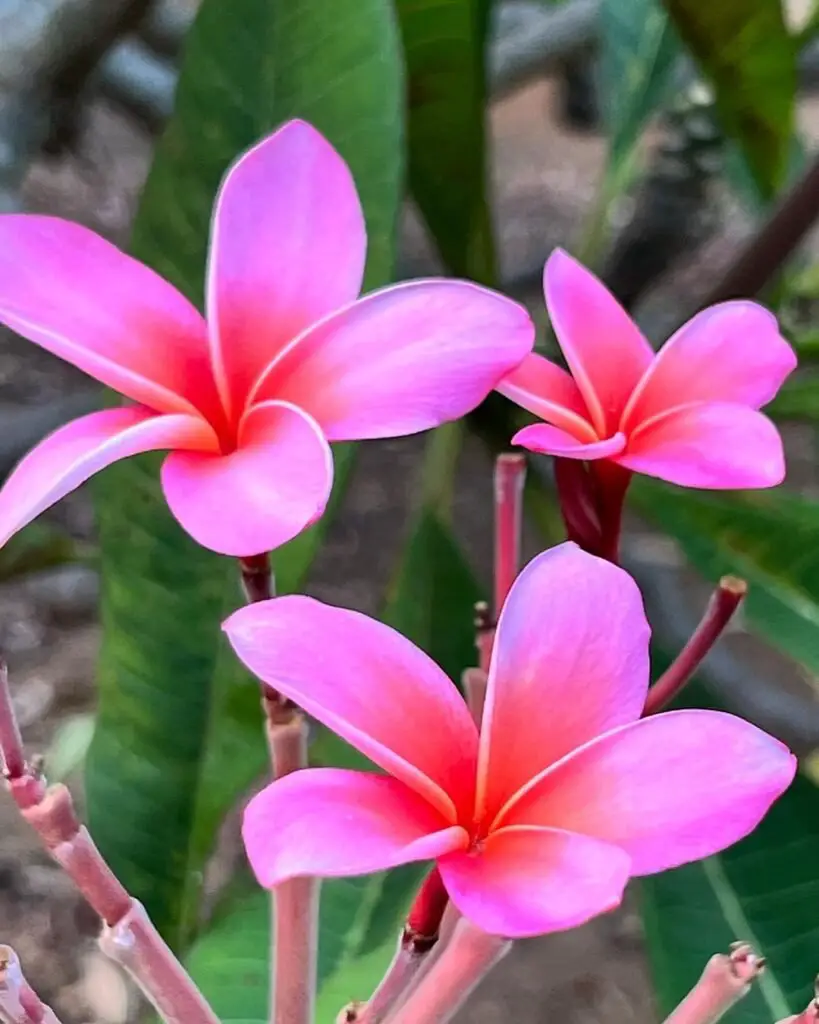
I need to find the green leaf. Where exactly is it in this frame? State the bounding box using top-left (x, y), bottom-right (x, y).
top-left (186, 865), bottom-right (426, 1024)
top-left (395, 0), bottom-right (496, 281)
top-left (599, 0), bottom-right (681, 170)
top-left (632, 484), bottom-right (819, 678)
top-left (661, 0), bottom-right (797, 198)
top-left (86, 0), bottom-right (403, 951)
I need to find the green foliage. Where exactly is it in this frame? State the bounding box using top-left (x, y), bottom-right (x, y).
top-left (86, 0), bottom-right (403, 951)
top-left (396, 0), bottom-right (496, 281)
top-left (661, 0), bottom-right (797, 198)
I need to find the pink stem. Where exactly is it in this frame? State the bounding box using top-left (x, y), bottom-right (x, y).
top-left (0, 671), bottom-right (219, 1024)
top-left (553, 457), bottom-right (602, 552)
top-left (386, 918), bottom-right (510, 1024)
top-left (644, 577), bottom-right (747, 716)
top-left (493, 454), bottom-right (526, 616)
top-left (0, 665), bottom-right (24, 781)
top-left (662, 943), bottom-right (765, 1024)
top-left (0, 945), bottom-right (63, 1024)
top-left (589, 461), bottom-right (631, 565)
top-left (462, 668), bottom-right (488, 726)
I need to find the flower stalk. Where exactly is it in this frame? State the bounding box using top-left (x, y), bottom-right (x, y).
top-left (386, 917), bottom-right (511, 1024)
top-left (0, 664), bottom-right (219, 1024)
top-left (661, 943), bottom-right (765, 1024)
top-left (493, 453), bottom-right (526, 614)
top-left (0, 945), bottom-right (63, 1024)
top-left (644, 576), bottom-right (747, 716)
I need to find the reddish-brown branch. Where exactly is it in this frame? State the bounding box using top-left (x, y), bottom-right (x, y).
top-left (662, 943), bottom-right (765, 1024)
top-left (473, 602), bottom-right (493, 677)
top-left (493, 454), bottom-right (526, 615)
top-left (553, 457), bottom-right (601, 551)
top-left (644, 576), bottom-right (747, 716)
top-left (0, 663), bottom-right (24, 781)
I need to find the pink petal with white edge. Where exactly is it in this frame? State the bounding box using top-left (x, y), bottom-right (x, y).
top-left (251, 280), bottom-right (535, 440)
top-left (498, 710), bottom-right (796, 874)
top-left (161, 400), bottom-right (333, 556)
top-left (512, 424), bottom-right (626, 460)
top-left (617, 402), bottom-right (785, 489)
top-left (544, 250), bottom-right (654, 437)
top-left (622, 302), bottom-right (796, 431)
top-left (0, 216), bottom-right (221, 422)
top-left (496, 352), bottom-right (595, 441)
top-left (243, 769), bottom-right (468, 888)
top-left (0, 406), bottom-right (217, 548)
top-left (476, 544), bottom-right (649, 824)
top-left (224, 598), bottom-right (479, 822)
top-left (207, 120), bottom-right (366, 416)
top-left (438, 826), bottom-right (630, 938)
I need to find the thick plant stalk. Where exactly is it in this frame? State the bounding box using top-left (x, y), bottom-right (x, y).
top-left (662, 943), bottom-right (765, 1024)
top-left (0, 666), bottom-right (219, 1024)
top-left (386, 917), bottom-right (510, 1024)
top-left (0, 945), bottom-right (63, 1024)
top-left (644, 577), bottom-right (747, 716)
top-left (493, 453), bottom-right (526, 615)
top-left (355, 869), bottom-right (449, 1023)
top-left (239, 554), bottom-right (317, 1024)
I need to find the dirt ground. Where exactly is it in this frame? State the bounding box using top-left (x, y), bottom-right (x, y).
top-left (1, 63), bottom-right (818, 1024)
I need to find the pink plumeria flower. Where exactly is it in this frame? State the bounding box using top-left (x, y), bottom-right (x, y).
top-left (224, 542), bottom-right (795, 939)
top-left (0, 121), bottom-right (533, 556)
top-left (498, 249), bottom-right (796, 489)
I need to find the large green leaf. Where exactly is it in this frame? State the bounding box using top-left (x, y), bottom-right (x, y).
top-left (396, 0), bottom-right (496, 281)
top-left (86, 0), bottom-right (403, 951)
top-left (599, 0), bottom-right (681, 171)
top-left (643, 770), bottom-right (819, 1022)
top-left (632, 484), bottom-right (819, 678)
top-left (661, 0), bottom-right (796, 198)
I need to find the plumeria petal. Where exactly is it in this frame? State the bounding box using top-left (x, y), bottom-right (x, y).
top-left (622, 302), bottom-right (796, 431)
top-left (544, 249), bottom-right (654, 436)
top-left (496, 352), bottom-right (595, 441)
top-left (498, 710), bottom-right (796, 874)
top-left (512, 424), bottom-right (626, 460)
top-left (0, 407), bottom-right (217, 548)
top-left (207, 120), bottom-right (366, 416)
top-left (243, 769), bottom-right (467, 888)
top-left (438, 826), bottom-right (631, 938)
top-left (250, 280), bottom-right (535, 440)
top-left (224, 598), bottom-right (479, 821)
top-left (0, 216), bottom-right (221, 421)
top-left (476, 543), bottom-right (650, 824)
top-left (617, 402), bottom-right (785, 488)
top-left (160, 400), bottom-right (333, 557)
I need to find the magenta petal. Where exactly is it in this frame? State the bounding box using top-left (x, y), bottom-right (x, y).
top-left (476, 543), bottom-right (650, 824)
top-left (500, 710), bottom-right (796, 874)
top-left (161, 400), bottom-right (333, 556)
top-left (544, 249), bottom-right (653, 436)
top-left (623, 302), bottom-right (796, 430)
top-left (617, 402), bottom-right (786, 488)
top-left (243, 769), bottom-right (467, 887)
top-left (207, 120), bottom-right (366, 415)
top-left (252, 280), bottom-right (535, 440)
top-left (496, 352), bottom-right (595, 440)
top-left (224, 598), bottom-right (479, 821)
top-left (512, 424), bottom-right (626, 460)
top-left (438, 826), bottom-right (630, 938)
top-left (0, 407), bottom-right (217, 548)
top-left (0, 215), bottom-right (220, 420)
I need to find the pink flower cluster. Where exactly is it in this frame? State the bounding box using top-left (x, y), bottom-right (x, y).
top-left (0, 120), bottom-right (798, 940)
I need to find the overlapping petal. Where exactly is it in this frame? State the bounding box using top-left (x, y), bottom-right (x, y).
top-left (0, 216), bottom-right (221, 421)
top-left (250, 280), bottom-right (535, 440)
top-left (160, 400), bottom-right (333, 557)
top-left (544, 250), bottom-right (654, 436)
top-left (497, 710), bottom-right (796, 874)
top-left (622, 302), bottom-right (796, 431)
top-left (0, 407), bottom-right (217, 548)
top-left (438, 826), bottom-right (630, 938)
top-left (243, 769), bottom-right (467, 888)
top-left (512, 424), bottom-right (626, 460)
top-left (617, 402), bottom-right (785, 488)
top-left (206, 120), bottom-right (366, 416)
top-left (476, 544), bottom-right (650, 822)
top-left (496, 353), bottom-right (594, 440)
top-left (224, 596), bottom-right (479, 821)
